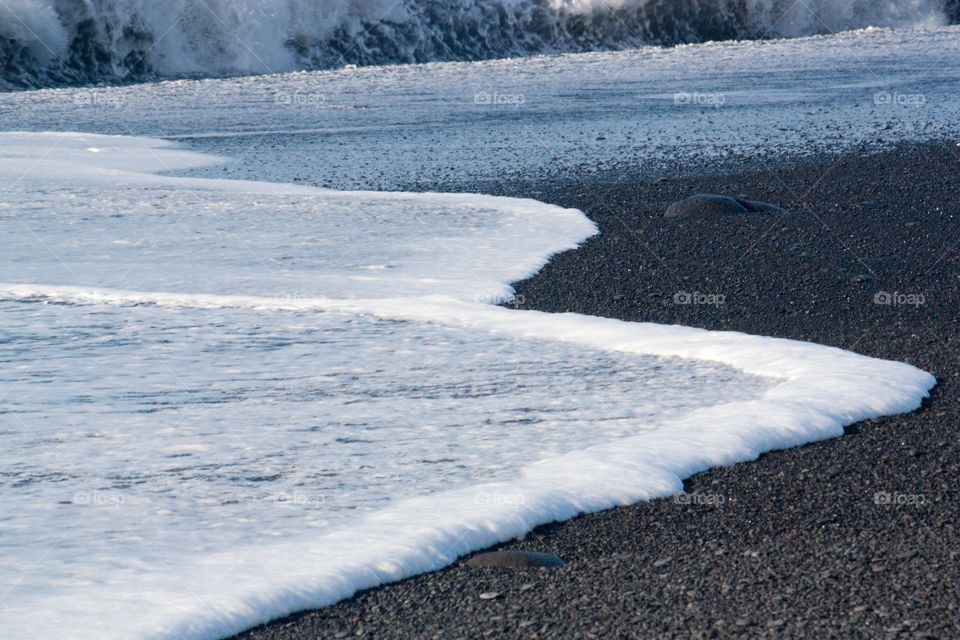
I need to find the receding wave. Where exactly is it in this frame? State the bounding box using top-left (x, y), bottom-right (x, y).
top-left (0, 0), bottom-right (952, 89)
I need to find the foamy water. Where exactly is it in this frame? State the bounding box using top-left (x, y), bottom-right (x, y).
top-left (3, 26), bottom-right (958, 190)
top-left (0, 132), bottom-right (935, 639)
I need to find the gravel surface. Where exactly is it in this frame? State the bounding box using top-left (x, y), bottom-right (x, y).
top-left (231, 140), bottom-right (960, 640)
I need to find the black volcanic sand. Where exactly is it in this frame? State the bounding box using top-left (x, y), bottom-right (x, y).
top-left (231, 141), bottom-right (960, 640)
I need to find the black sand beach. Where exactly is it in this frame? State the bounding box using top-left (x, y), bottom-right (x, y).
top-left (232, 140), bottom-right (960, 639)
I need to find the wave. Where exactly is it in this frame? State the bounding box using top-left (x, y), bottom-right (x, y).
top-left (0, 0), bottom-right (951, 89)
top-left (0, 130), bottom-right (938, 640)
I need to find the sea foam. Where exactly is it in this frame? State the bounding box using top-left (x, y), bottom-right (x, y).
top-left (0, 133), bottom-right (935, 639)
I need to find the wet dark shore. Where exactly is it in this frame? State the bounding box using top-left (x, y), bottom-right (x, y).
top-left (232, 140), bottom-right (960, 640)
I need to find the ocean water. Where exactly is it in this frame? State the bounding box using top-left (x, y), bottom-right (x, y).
top-left (2, 26), bottom-right (958, 189)
top-left (0, 295), bottom-right (774, 639)
top-left (0, 15), bottom-right (947, 640)
top-left (0, 0), bottom-right (950, 89)
top-left (0, 129), bottom-right (935, 640)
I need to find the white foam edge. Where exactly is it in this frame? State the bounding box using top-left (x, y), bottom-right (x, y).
top-left (0, 132), bottom-right (934, 638)
top-left (1, 131), bottom-right (599, 308)
top-left (0, 282), bottom-right (935, 640)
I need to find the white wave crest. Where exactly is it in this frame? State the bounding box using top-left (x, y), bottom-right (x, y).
top-left (0, 0), bottom-right (947, 88)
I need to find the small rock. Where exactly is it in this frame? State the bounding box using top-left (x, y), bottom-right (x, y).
top-left (466, 550), bottom-right (565, 569)
top-left (479, 591), bottom-right (502, 600)
top-left (664, 194), bottom-right (783, 217)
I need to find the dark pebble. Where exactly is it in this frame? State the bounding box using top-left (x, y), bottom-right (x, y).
top-left (466, 550), bottom-right (566, 569)
top-left (664, 193), bottom-right (783, 217)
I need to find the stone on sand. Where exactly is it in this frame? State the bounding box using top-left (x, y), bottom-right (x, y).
top-left (466, 550), bottom-right (566, 568)
top-left (665, 194), bottom-right (783, 217)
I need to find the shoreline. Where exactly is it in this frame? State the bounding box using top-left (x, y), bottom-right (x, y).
top-left (232, 140), bottom-right (959, 639)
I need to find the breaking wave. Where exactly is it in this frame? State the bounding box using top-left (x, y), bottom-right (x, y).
top-left (0, 0), bottom-right (951, 89)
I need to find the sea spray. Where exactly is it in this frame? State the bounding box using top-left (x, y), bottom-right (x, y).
top-left (0, 0), bottom-right (948, 89)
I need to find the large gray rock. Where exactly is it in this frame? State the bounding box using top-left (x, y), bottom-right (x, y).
top-left (465, 550), bottom-right (566, 568)
top-left (665, 194), bottom-right (783, 217)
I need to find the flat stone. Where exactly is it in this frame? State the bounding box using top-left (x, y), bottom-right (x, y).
top-left (466, 550), bottom-right (566, 569)
top-left (664, 194), bottom-right (783, 217)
